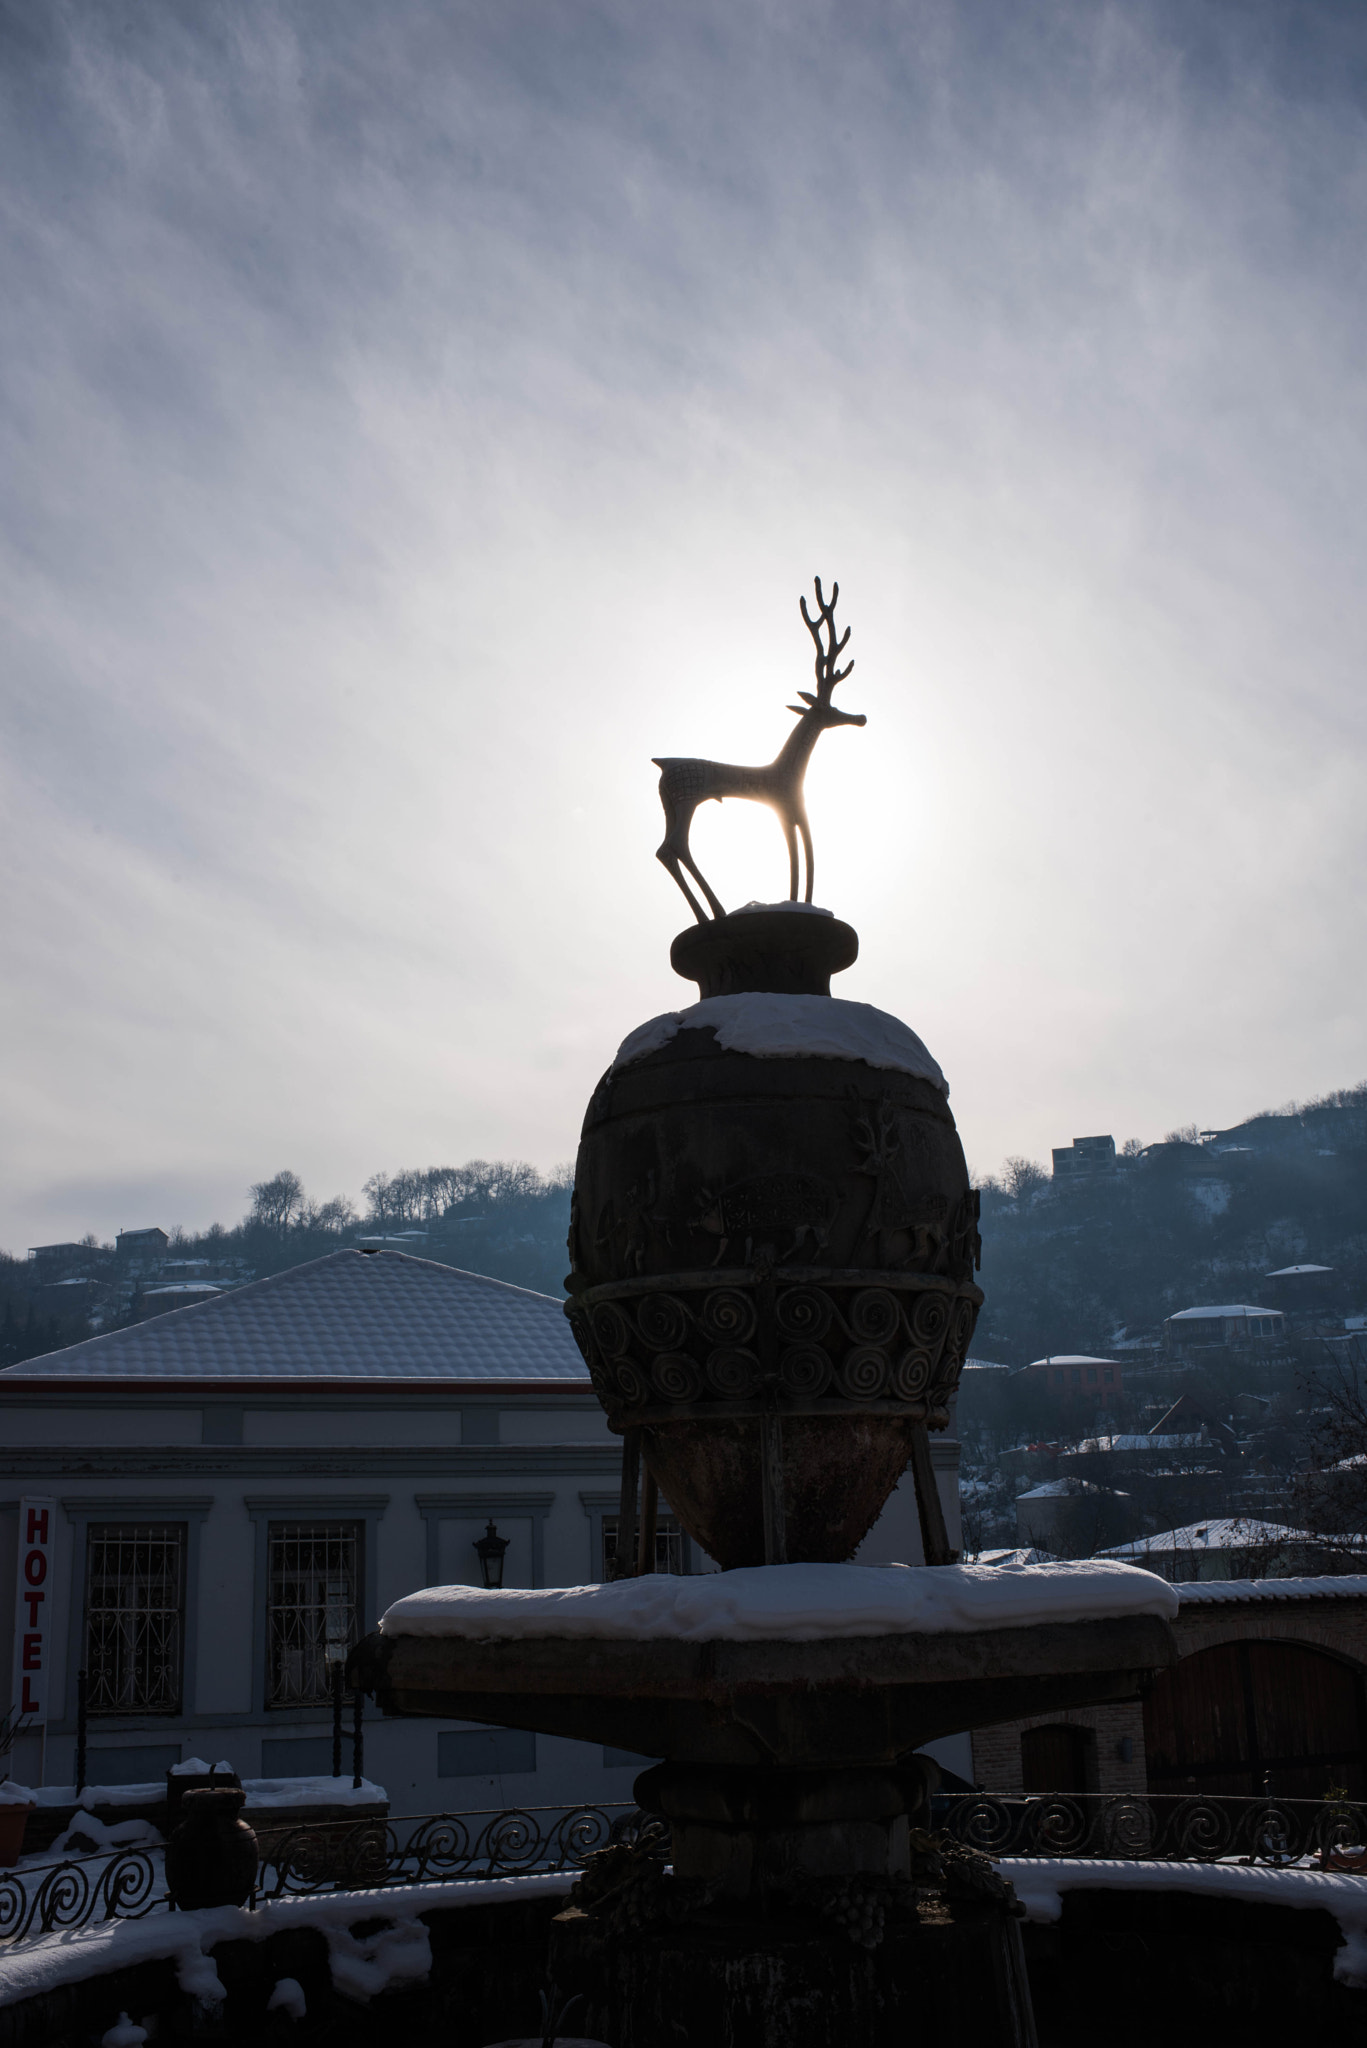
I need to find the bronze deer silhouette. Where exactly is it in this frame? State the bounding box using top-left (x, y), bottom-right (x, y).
top-left (653, 578), bottom-right (866, 924)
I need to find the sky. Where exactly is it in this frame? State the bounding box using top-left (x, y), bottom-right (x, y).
top-left (3, 0), bottom-right (1367, 1250)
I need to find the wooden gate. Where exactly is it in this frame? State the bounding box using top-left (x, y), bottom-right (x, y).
top-left (1021, 1723), bottom-right (1090, 1794)
top-left (1143, 1638), bottom-right (1367, 1798)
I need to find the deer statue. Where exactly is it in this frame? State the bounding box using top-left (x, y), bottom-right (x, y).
top-left (653, 577), bottom-right (866, 924)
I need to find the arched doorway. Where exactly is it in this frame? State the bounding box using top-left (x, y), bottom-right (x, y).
top-left (1143, 1638), bottom-right (1367, 1798)
top-left (1021, 1723), bottom-right (1090, 1794)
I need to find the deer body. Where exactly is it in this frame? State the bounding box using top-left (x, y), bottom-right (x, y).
top-left (653, 579), bottom-right (865, 924)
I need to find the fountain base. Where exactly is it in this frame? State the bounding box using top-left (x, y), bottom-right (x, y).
top-left (635, 1757), bottom-right (939, 1896)
top-left (551, 1891), bottom-right (1038, 2048)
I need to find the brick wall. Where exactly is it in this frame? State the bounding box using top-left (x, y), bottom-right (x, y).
top-left (968, 1590), bottom-right (1367, 1793)
top-left (971, 1699), bottom-right (1146, 1794)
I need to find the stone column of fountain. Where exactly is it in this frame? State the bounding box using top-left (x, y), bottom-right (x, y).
top-left (349, 581), bottom-right (1177, 2046)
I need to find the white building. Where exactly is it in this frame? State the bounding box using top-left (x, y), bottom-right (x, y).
top-left (1, 1249), bottom-right (963, 1813)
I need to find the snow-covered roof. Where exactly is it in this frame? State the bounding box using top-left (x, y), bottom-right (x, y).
top-left (1075, 1434), bottom-right (1209, 1453)
top-left (1028, 1355), bottom-right (1118, 1368)
top-left (611, 994), bottom-right (948, 1093)
top-left (1016, 1479), bottom-right (1122, 1500)
top-left (1265, 1264), bottom-right (1334, 1277)
top-left (1173, 1574), bottom-right (1367, 1604)
top-left (1167, 1304), bottom-right (1284, 1321)
top-left (0, 1250), bottom-right (588, 1387)
top-left (973, 1546), bottom-right (1060, 1566)
top-left (1098, 1518), bottom-right (1310, 1557)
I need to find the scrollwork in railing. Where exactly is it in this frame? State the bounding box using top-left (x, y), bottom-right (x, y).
top-left (256, 1803), bottom-right (639, 1902)
top-left (936, 1792), bottom-right (1367, 1866)
top-left (0, 1847), bottom-right (163, 1945)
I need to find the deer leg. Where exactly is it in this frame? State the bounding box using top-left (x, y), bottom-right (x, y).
top-left (798, 813), bottom-right (815, 904)
top-left (656, 795), bottom-right (714, 924)
top-left (657, 843), bottom-right (710, 924)
top-left (783, 814), bottom-right (800, 901)
top-left (677, 842), bottom-right (727, 920)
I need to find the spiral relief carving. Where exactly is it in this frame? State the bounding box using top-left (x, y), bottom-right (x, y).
top-left (574, 1274), bottom-right (977, 1419)
top-left (779, 1343), bottom-right (834, 1397)
top-left (891, 1347), bottom-right (933, 1402)
top-left (776, 1286), bottom-right (832, 1341)
top-left (591, 1303), bottom-right (633, 1357)
top-left (850, 1288), bottom-right (900, 1343)
top-left (948, 1295), bottom-right (977, 1359)
top-left (701, 1288), bottom-right (758, 1344)
top-left (706, 1345), bottom-right (762, 1398)
top-left (911, 1291), bottom-right (951, 1346)
top-left (650, 1352), bottom-right (702, 1402)
top-left (836, 1344), bottom-right (890, 1399)
top-left (637, 1292), bottom-right (690, 1351)
top-left (612, 1359), bottom-right (649, 1406)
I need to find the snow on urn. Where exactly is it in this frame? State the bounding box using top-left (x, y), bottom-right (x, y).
top-left (564, 580), bottom-right (982, 1571)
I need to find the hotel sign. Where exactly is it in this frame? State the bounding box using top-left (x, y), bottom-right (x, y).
top-left (11, 1497), bottom-right (56, 1723)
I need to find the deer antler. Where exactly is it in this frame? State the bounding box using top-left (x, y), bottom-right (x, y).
top-left (798, 577), bottom-right (854, 703)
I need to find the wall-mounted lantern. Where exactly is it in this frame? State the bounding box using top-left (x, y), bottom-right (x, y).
top-left (474, 1518), bottom-right (510, 1590)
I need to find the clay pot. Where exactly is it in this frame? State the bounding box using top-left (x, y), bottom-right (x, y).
top-left (164, 1787), bottom-right (257, 1909)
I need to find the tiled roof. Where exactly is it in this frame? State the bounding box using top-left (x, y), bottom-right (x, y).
top-left (0, 1250), bottom-right (589, 1385)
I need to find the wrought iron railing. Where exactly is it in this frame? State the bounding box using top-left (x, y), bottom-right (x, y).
top-left (6, 1794), bottom-right (1364, 1947)
top-left (936, 1791), bottom-right (1367, 1866)
top-left (0, 1846), bottom-right (165, 1946)
top-left (255, 1802), bottom-right (646, 1898)
top-left (0, 1803), bottom-right (642, 1946)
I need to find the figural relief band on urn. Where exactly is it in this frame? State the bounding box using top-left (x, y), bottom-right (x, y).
top-left (564, 579), bottom-right (982, 1571)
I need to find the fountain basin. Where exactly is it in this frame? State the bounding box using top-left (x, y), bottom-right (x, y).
top-left (349, 1564), bottom-right (1177, 1896)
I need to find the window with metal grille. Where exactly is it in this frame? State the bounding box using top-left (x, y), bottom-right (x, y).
top-left (266, 1522), bottom-right (360, 1708)
top-left (85, 1524), bottom-right (186, 1716)
top-left (602, 1515), bottom-right (686, 1579)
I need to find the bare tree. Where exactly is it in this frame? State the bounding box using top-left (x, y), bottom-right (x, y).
top-left (303, 1195), bottom-right (358, 1234)
top-left (249, 1171), bottom-right (306, 1235)
top-left (1002, 1156), bottom-right (1049, 1203)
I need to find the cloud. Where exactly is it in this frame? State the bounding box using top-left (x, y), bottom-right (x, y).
top-left (2, 0), bottom-right (1366, 1244)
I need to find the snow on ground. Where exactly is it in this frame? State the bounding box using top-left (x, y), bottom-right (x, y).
top-left (1002, 1857), bottom-right (1367, 1988)
top-left (237, 1777), bottom-right (386, 1810)
top-left (26, 1776), bottom-right (385, 1813)
top-left (381, 1559), bottom-right (1178, 1644)
top-left (610, 994), bottom-right (947, 1092)
top-left (0, 1873), bottom-right (575, 2009)
top-left (33, 1814), bottom-right (163, 1861)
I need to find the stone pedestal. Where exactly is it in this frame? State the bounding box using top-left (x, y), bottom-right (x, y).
top-left (636, 1757), bottom-right (938, 1898)
top-left (551, 1898), bottom-right (1039, 2048)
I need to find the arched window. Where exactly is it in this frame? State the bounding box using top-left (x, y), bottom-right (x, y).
top-left (1021, 1723), bottom-right (1090, 1795)
top-left (1143, 1639), bottom-right (1367, 1799)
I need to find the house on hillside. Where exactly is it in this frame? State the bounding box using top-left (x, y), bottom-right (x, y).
top-left (1096, 1517), bottom-right (1331, 1583)
top-left (1164, 1304), bottom-right (1285, 1353)
top-left (1263, 1263), bottom-right (1336, 1313)
top-left (0, 1249), bottom-right (961, 1813)
top-left (1014, 1478), bottom-right (1131, 1553)
top-left (1050, 1136), bottom-right (1118, 1181)
top-left (1022, 1355), bottom-right (1124, 1400)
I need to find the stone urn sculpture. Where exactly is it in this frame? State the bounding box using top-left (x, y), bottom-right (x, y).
top-left (164, 1787), bottom-right (257, 1910)
top-left (564, 909), bottom-right (981, 1569)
